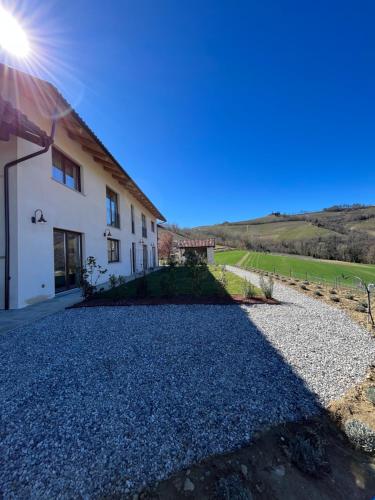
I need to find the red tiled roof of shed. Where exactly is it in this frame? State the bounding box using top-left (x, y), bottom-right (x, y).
top-left (176, 239), bottom-right (215, 248)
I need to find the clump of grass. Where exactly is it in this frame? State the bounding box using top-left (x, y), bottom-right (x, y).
top-left (331, 296), bottom-right (340, 303)
top-left (300, 284), bottom-right (308, 290)
top-left (345, 294), bottom-right (354, 300)
top-left (287, 429), bottom-right (330, 477)
top-left (355, 304), bottom-right (367, 313)
top-left (329, 289), bottom-right (337, 295)
top-left (314, 290), bottom-right (323, 297)
top-left (360, 301), bottom-right (368, 309)
top-left (344, 419), bottom-right (375, 454)
top-left (242, 279), bottom-right (256, 299)
top-left (259, 274), bottom-right (274, 299)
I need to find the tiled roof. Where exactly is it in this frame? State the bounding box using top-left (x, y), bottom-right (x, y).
top-left (0, 94), bottom-right (51, 147)
top-left (176, 239), bottom-right (215, 248)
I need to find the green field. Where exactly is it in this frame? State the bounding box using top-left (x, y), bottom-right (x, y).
top-left (215, 250), bottom-right (375, 287)
top-left (214, 250), bottom-right (247, 266)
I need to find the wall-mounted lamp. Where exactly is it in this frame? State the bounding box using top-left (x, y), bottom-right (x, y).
top-left (31, 209), bottom-right (47, 224)
top-left (104, 229), bottom-right (112, 237)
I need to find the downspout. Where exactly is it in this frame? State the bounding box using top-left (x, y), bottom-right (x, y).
top-left (3, 119), bottom-right (55, 310)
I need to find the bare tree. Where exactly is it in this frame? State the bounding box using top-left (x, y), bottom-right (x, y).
top-left (354, 277), bottom-right (375, 328)
top-left (158, 231), bottom-right (174, 262)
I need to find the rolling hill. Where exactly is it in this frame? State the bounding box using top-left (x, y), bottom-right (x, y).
top-left (182, 205), bottom-right (375, 264)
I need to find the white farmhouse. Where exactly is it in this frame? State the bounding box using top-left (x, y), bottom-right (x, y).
top-left (0, 64), bottom-right (165, 309)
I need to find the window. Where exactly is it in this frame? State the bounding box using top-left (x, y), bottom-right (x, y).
top-left (131, 242), bottom-right (136, 273)
top-left (131, 204), bottom-right (135, 234)
top-left (52, 148), bottom-right (81, 191)
top-left (106, 187), bottom-right (120, 228)
top-left (107, 238), bottom-right (120, 263)
top-left (151, 220), bottom-right (155, 233)
top-left (142, 213), bottom-right (147, 238)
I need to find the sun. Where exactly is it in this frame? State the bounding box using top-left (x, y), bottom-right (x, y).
top-left (0, 6), bottom-right (30, 58)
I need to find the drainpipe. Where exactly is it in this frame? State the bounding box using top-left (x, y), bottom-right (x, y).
top-left (3, 119), bottom-right (55, 310)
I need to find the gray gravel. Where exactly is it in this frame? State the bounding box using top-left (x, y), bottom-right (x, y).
top-left (0, 282), bottom-right (374, 497)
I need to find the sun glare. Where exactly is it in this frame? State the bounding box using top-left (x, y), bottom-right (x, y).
top-left (0, 6), bottom-right (30, 58)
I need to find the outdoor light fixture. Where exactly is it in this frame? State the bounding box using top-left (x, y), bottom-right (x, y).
top-left (104, 229), bottom-right (112, 237)
top-left (31, 209), bottom-right (47, 224)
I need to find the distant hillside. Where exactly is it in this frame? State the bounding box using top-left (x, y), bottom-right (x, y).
top-left (183, 205), bottom-right (375, 264)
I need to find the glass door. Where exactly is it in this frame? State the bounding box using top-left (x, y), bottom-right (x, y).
top-left (54, 229), bottom-right (82, 293)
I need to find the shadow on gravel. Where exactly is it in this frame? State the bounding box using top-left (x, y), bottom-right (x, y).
top-left (0, 281), bottom-right (371, 498)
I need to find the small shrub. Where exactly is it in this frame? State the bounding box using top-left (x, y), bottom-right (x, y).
top-left (259, 274), bottom-right (274, 299)
top-left (355, 304), bottom-right (367, 313)
top-left (300, 284), bottom-right (308, 290)
top-left (218, 266), bottom-right (228, 291)
top-left (360, 301), bottom-right (368, 309)
top-left (329, 289), bottom-right (337, 295)
top-left (136, 273), bottom-right (148, 298)
top-left (118, 275), bottom-right (126, 285)
top-left (314, 290), bottom-right (323, 297)
top-left (109, 274), bottom-right (118, 289)
top-left (344, 419), bottom-right (375, 454)
top-left (287, 429), bottom-right (330, 477)
top-left (242, 279), bottom-right (256, 299)
top-left (80, 256), bottom-right (108, 299)
top-left (331, 296), bottom-right (340, 303)
top-left (345, 294), bottom-right (354, 300)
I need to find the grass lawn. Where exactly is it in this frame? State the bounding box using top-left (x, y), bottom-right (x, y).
top-left (214, 250), bottom-right (247, 266)
top-left (97, 265), bottom-right (260, 300)
top-left (215, 250), bottom-right (375, 287)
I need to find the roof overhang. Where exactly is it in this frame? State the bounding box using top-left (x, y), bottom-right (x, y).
top-left (0, 94), bottom-right (51, 147)
top-left (0, 64), bottom-right (166, 221)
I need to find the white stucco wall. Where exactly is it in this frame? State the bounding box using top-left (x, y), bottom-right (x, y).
top-left (207, 247), bottom-right (215, 264)
top-left (0, 94), bottom-right (160, 309)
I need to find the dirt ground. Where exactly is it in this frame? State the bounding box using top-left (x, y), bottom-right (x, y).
top-left (271, 273), bottom-right (375, 334)
top-left (133, 370), bottom-right (375, 500)
top-left (72, 294), bottom-right (278, 308)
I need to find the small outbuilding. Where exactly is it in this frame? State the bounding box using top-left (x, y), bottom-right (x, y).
top-left (175, 239), bottom-right (216, 264)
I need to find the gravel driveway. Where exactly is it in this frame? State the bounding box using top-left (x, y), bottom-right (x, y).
top-left (0, 282), bottom-right (374, 497)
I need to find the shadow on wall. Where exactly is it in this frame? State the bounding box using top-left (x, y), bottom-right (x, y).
top-left (0, 276), bottom-right (369, 497)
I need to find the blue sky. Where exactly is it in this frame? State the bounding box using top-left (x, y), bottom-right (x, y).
top-left (2, 0), bottom-right (375, 226)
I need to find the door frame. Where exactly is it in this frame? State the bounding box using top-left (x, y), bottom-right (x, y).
top-left (53, 228), bottom-right (83, 293)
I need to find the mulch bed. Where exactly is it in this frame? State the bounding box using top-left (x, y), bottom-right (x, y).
top-left (70, 294), bottom-right (279, 308)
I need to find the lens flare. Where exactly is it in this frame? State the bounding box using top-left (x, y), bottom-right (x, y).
top-left (0, 6), bottom-right (30, 58)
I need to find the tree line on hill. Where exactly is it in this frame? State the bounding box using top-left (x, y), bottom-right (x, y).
top-left (174, 205), bottom-right (375, 264)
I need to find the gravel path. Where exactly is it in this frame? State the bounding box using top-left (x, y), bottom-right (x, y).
top-left (227, 265), bottom-right (375, 403)
top-left (0, 286), bottom-right (374, 497)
